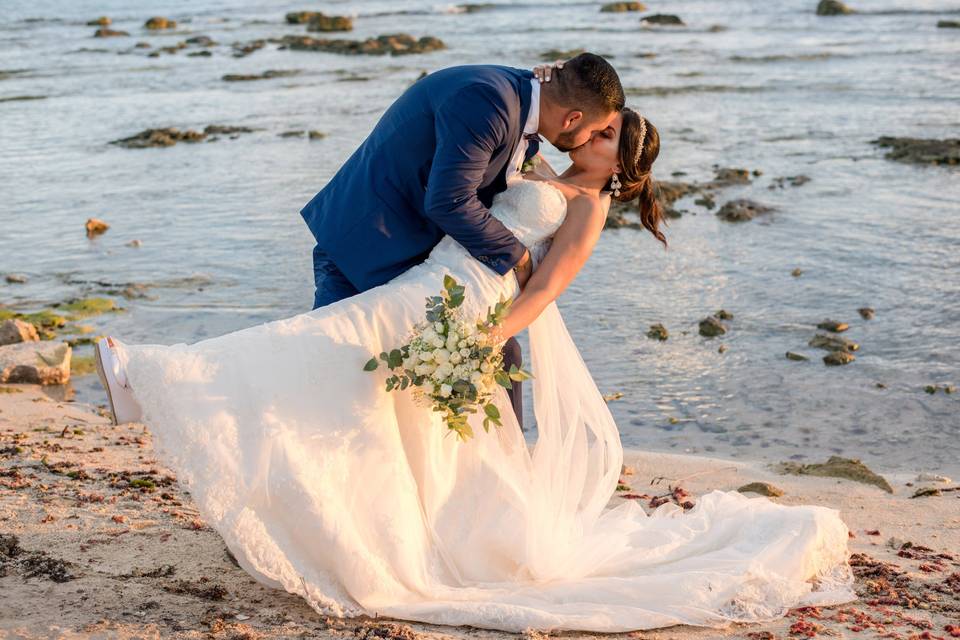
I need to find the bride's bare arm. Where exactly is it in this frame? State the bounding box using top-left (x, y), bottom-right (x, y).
top-left (498, 195), bottom-right (607, 339)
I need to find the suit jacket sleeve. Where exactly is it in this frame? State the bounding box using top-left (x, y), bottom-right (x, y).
top-left (423, 82), bottom-right (528, 276)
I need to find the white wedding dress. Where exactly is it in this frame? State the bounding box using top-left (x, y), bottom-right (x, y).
top-left (112, 179), bottom-right (857, 633)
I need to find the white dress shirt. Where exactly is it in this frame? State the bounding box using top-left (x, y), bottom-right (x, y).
top-left (505, 78), bottom-right (540, 185)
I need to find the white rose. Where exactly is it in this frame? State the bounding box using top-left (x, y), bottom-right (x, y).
top-left (449, 351), bottom-right (462, 364)
top-left (467, 335), bottom-right (476, 345)
top-left (432, 336), bottom-right (445, 348)
top-left (402, 357), bottom-right (416, 370)
top-left (413, 363), bottom-right (427, 376)
top-left (434, 322), bottom-right (445, 334)
top-left (462, 323), bottom-right (475, 337)
top-left (445, 336), bottom-right (458, 352)
top-left (458, 339), bottom-right (468, 349)
top-left (440, 383), bottom-right (452, 398)
top-left (418, 350), bottom-right (433, 362)
top-left (433, 348), bottom-right (450, 364)
top-left (422, 328), bottom-right (437, 342)
top-left (459, 348), bottom-right (471, 358)
top-left (470, 371), bottom-right (484, 386)
top-left (480, 361), bottom-right (494, 374)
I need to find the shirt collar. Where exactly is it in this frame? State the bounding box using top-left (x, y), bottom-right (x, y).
top-left (524, 78), bottom-right (540, 136)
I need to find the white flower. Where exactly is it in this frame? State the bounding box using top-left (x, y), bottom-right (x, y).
top-left (449, 351), bottom-right (462, 364)
top-left (433, 348), bottom-right (450, 364)
top-left (422, 328), bottom-right (437, 343)
top-left (470, 371), bottom-right (484, 386)
top-left (431, 336), bottom-right (445, 348)
top-left (480, 361), bottom-right (494, 374)
top-left (446, 336), bottom-right (458, 351)
top-left (415, 363), bottom-right (436, 376)
top-left (434, 322), bottom-right (445, 334)
top-left (418, 350), bottom-right (433, 362)
top-left (440, 384), bottom-right (452, 398)
top-left (462, 323), bottom-right (475, 337)
top-left (447, 329), bottom-right (460, 343)
top-left (466, 335), bottom-right (476, 345)
top-left (432, 362), bottom-right (454, 381)
top-left (458, 339), bottom-right (468, 349)
top-left (459, 348), bottom-right (471, 358)
top-left (402, 357), bottom-right (416, 370)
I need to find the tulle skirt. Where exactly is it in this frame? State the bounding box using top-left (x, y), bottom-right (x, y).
top-left (114, 236), bottom-right (857, 632)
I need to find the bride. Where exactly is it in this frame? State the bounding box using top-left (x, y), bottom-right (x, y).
top-left (94, 108), bottom-right (856, 633)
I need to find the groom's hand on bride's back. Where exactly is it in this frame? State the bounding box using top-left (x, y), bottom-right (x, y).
top-left (513, 249), bottom-right (533, 290)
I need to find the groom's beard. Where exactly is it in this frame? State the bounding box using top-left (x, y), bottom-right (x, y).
top-left (553, 128), bottom-right (585, 153)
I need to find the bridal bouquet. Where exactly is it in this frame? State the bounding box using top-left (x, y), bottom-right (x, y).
top-left (363, 275), bottom-right (531, 442)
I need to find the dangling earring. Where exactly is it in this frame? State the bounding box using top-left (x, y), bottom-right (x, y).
top-left (610, 172), bottom-right (621, 197)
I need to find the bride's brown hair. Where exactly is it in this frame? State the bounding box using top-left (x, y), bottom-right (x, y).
top-left (605, 107), bottom-right (667, 247)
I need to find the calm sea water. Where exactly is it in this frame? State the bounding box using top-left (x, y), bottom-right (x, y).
top-left (2, 0), bottom-right (958, 476)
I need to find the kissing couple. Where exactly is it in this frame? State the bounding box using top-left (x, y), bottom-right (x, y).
top-left (95, 54), bottom-right (856, 632)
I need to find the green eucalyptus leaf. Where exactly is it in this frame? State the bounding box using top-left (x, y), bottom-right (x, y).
top-left (363, 357), bottom-right (379, 371)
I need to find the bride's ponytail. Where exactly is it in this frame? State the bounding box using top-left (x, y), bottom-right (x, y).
top-left (610, 110), bottom-right (667, 248)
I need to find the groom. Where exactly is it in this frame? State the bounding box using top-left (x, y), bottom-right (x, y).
top-left (300, 53), bottom-right (624, 429)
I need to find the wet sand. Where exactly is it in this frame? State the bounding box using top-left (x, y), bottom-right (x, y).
top-left (1, 384), bottom-right (958, 640)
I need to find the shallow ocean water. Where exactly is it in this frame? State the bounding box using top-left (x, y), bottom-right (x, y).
top-left (1, 0), bottom-right (958, 476)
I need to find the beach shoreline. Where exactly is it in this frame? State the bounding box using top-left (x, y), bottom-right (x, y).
top-left (1, 385), bottom-right (958, 639)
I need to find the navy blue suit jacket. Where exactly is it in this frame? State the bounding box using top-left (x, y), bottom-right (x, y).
top-left (300, 65), bottom-right (534, 292)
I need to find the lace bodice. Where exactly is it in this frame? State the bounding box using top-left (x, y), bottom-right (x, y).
top-left (489, 179), bottom-right (567, 250)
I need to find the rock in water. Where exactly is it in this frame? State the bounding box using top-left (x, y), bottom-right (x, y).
top-left (641, 13), bottom-right (685, 25)
top-left (936, 20), bottom-right (959, 28)
top-left (306, 14), bottom-right (353, 32)
top-left (785, 351), bottom-right (809, 361)
top-left (279, 34), bottom-right (446, 56)
top-left (710, 167), bottom-right (752, 187)
top-left (0, 320), bottom-right (39, 346)
top-left (601, 2), bottom-right (646, 11)
top-left (817, 319), bottom-right (849, 332)
top-left (738, 482), bottom-right (785, 497)
top-left (86, 16), bottom-right (111, 26)
top-left (824, 350), bottom-right (855, 365)
top-left (714, 309), bottom-right (734, 320)
top-left (85, 218), bottom-right (109, 237)
top-left (144, 17), bottom-right (177, 30)
top-left (716, 199), bottom-right (775, 222)
top-left (5, 274), bottom-right (27, 284)
top-left (858, 307), bottom-right (875, 320)
top-left (776, 456), bottom-right (893, 493)
top-left (816, 0), bottom-right (855, 15)
top-left (93, 28), bottom-right (129, 37)
top-left (646, 323), bottom-right (669, 341)
top-left (286, 11), bottom-right (319, 23)
top-left (870, 137), bottom-right (960, 166)
top-left (809, 333), bottom-right (859, 352)
top-left (0, 341), bottom-right (72, 385)
top-left (699, 316), bottom-right (726, 337)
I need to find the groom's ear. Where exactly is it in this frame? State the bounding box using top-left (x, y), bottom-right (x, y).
top-left (561, 110), bottom-right (584, 131)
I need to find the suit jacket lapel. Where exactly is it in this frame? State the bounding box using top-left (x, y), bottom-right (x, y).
top-left (491, 69), bottom-right (534, 191)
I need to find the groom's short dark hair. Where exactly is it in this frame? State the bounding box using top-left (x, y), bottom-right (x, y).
top-left (551, 52), bottom-right (625, 116)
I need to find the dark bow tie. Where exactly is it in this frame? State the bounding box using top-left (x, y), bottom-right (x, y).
top-left (523, 132), bottom-right (541, 162)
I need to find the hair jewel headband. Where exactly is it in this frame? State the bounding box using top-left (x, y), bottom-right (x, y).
top-left (634, 116), bottom-right (647, 166)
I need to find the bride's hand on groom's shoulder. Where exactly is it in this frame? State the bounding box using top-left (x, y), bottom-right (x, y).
top-left (532, 60), bottom-right (564, 83)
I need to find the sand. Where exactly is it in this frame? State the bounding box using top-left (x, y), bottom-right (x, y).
top-left (1, 384), bottom-right (958, 640)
